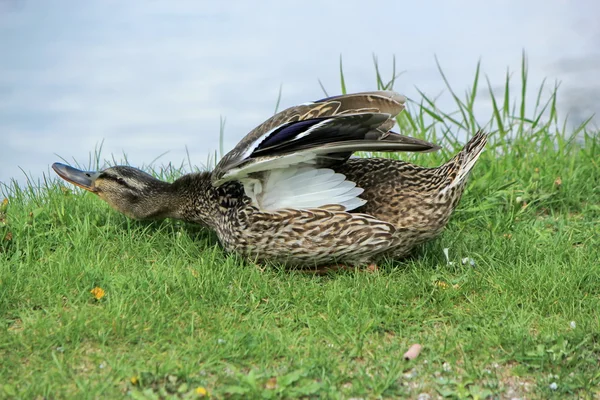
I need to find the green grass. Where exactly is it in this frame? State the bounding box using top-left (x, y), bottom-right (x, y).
top-left (1, 56), bottom-right (600, 399)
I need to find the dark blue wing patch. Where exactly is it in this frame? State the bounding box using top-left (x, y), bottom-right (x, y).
top-left (251, 114), bottom-right (386, 158)
top-left (256, 118), bottom-right (328, 150)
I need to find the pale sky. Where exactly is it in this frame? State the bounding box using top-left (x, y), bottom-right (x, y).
top-left (1, 0), bottom-right (598, 186)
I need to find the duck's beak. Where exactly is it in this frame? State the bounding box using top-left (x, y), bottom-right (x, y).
top-left (52, 163), bottom-right (100, 193)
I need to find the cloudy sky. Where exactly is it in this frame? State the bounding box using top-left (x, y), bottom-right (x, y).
top-left (1, 0), bottom-right (598, 186)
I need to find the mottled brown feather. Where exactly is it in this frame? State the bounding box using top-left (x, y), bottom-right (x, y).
top-left (169, 131), bottom-right (487, 266)
top-left (212, 91), bottom-right (412, 184)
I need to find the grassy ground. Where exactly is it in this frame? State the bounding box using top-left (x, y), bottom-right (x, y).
top-left (1, 59), bottom-right (599, 399)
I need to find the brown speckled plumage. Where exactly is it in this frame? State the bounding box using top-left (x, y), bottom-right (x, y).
top-left (340, 131), bottom-right (487, 258)
top-left (159, 173), bottom-right (398, 266)
top-left (52, 91), bottom-right (487, 267)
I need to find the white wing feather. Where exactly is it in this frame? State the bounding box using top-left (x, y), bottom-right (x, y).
top-left (243, 166), bottom-right (366, 212)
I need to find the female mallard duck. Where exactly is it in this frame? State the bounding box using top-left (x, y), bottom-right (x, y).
top-left (53, 91), bottom-right (487, 268)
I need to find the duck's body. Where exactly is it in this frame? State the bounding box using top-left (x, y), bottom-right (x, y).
top-left (53, 91), bottom-right (487, 267)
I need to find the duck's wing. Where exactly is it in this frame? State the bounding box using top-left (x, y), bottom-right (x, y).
top-left (212, 91), bottom-right (439, 186)
top-left (212, 91), bottom-right (440, 212)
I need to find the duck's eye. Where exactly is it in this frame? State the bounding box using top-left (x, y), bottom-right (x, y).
top-left (116, 177), bottom-right (126, 185)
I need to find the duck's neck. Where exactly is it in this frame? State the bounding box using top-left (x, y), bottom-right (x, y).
top-left (115, 170), bottom-right (246, 230)
top-left (163, 172), bottom-right (245, 229)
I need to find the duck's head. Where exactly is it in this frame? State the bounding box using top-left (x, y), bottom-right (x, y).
top-left (52, 163), bottom-right (174, 220)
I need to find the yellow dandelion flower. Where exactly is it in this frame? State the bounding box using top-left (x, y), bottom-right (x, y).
top-left (130, 376), bottom-right (139, 385)
top-left (90, 287), bottom-right (105, 300)
top-left (0, 198), bottom-right (8, 212)
top-left (195, 386), bottom-right (208, 396)
top-left (435, 281), bottom-right (449, 289)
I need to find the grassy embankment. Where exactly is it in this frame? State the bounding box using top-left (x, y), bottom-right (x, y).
top-left (1, 58), bottom-right (599, 398)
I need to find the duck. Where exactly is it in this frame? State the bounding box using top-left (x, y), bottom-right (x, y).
top-left (52, 91), bottom-right (487, 269)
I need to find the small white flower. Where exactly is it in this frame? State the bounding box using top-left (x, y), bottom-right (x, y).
top-left (516, 196), bottom-right (523, 203)
top-left (442, 362), bottom-right (452, 372)
top-left (570, 321), bottom-right (576, 329)
top-left (217, 338), bottom-right (226, 344)
top-left (549, 382), bottom-right (558, 390)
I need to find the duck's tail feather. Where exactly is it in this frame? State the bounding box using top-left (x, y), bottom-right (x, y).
top-left (438, 131), bottom-right (488, 196)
